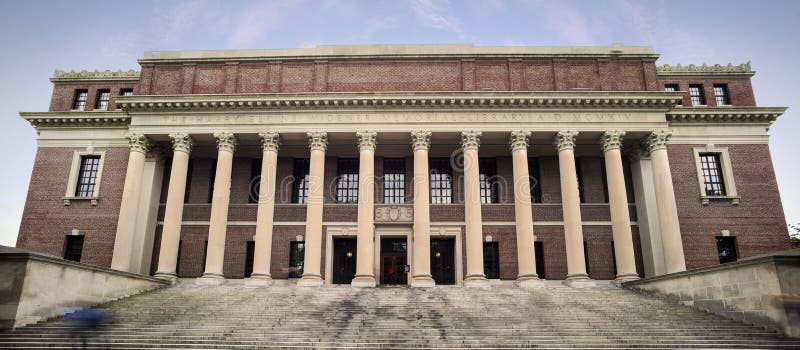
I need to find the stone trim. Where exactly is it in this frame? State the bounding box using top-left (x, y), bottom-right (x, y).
top-left (460, 131), bottom-right (481, 150)
top-left (213, 132), bottom-right (237, 152)
top-left (666, 107), bottom-right (786, 124)
top-left (116, 91), bottom-right (684, 112)
top-left (50, 69), bottom-right (140, 82)
top-left (411, 131), bottom-right (432, 151)
top-left (126, 133), bottom-right (150, 154)
top-left (356, 130), bottom-right (377, 151)
top-left (307, 132), bottom-right (328, 151)
top-left (509, 131), bottom-right (531, 152)
top-left (63, 148), bottom-right (106, 206)
top-left (600, 131), bottom-right (625, 152)
top-left (646, 130), bottom-right (671, 153)
top-left (555, 131), bottom-right (578, 152)
top-left (656, 62), bottom-right (754, 77)
top-left (20, 112), bottom-right (130, 128)
top-left (693, 145), bottom-right (740, 206)
top-left (258, 131), bottom-right (280, 152)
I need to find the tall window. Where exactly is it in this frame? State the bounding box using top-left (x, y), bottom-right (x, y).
top-left (383, 158), bottom-right (405, 204)
top-left (184, 159), bottom-right (194, 203)
top-left (664, 84), bottom-right (681, 105)
top-left (120, 88), bottom-right (134, 96)
top-left (63, 235), bottom-right (84, 262)
top-left (244, 241), bottom-right (255, 278)
top-left (336, 158), bottom-right (359, 203)
top-left (429, 158), bottom-right (452, 204)
top-left (600, 161), bottom-right (609, 203)
top-left (479, 158), bottom-right (498, 204)
top-left (95, 89), bottom-right (111, 110)
top-left (75, 155), bottom-right (101, 197)
top-left (534, 241), bottom-right (545, 279)
top-left (292, 158), bottom-right (310, 204)
top-left (714, 84), bottom-right (730, 105)
top-left (689, 84), bottom-right (706, 106)
top-left (288, 241), bottom-right (305, 278)
top-left (72, 89), bottom-right (88, 110)
top-left (528, 157), bottom-right (542, 203)
top-left (483, 242), bottom-right (500, 279)
top-left (716, 236), bottom-right (738, 264)
top-left (576, 158), bottom-right (585, 203)
top-left (207, 159), bottom-right (217, 203)
top-left (699, 153), bottom-right (726, 196)
top-left (249, 158), bottom-right (262, 203)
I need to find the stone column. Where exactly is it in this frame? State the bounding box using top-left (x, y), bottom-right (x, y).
top-left (298, 132), bottom-right (327, 287)
top-left (352, 131), bottom-right (378, 287)
top-left (111, 133), bottom-right (150, 272)
top-left (198, 132), bottom-right (237, 285)
top-left (556, 131), bottom-right (594, 287)
top-left (462, 131), bottom-right (489, 288)
top-left (647, 130), bottom-right (687, 274)
top-left (246, 131), bottom-right (280, 287)
top-left (154, 133), bottom-right (193, 282)
top-left (601, 131), bottom-right (640, 284)
top-left (509, 131), bottom-right (545, 288)
top-left (410, 131), bottom-right (435, 288)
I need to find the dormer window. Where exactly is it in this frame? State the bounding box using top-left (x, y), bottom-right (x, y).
top-left (689, 84), bottom-right (706, 106)
top-left (72, 89), bottom-right (88, 111)
top-left (714, 84), bottom-right (730, 106)
top-left (95, 89), bottom-right (111, 110)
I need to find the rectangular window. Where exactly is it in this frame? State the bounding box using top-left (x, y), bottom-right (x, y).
top-left (664, 84), bottom-right (679, 92)
top-left (95, 89), bottom-right (111, 110)
top-left (288, 241), bottom-right (305, 278)
top-left (292, 158), bottom-right (310, 204)
top-left (483, 242), bottom-right (500, 279)
top-left (714, 84), bottom-right (730, 105)
top-left (716, 236), bottom-right (738, 264)
top-left (383, 158), bottom-right (405, 204)
top-left (689, 84), bottom-right (706, 106)
top-left (75, 155), bottom-right (101, 197)
top-left (479, 158), bottom-right (498, 204)
top-left (72, 89), bottom-right (88, 110)
top-left (244, 241), bottom-right (255, 278)
top-left (534, 241), bottom-right (545, 279)
top-left (528, 157), bottom-right (542, 203)
top-left (699, 153), bottom-right (726, 196)
top-left (63, 235), bottom-right (84, 262)
top-left (120, 88), bottom-right (134, 96)
top-left (249, 158), bottom-right (262, 203)
top-left (336, 158), bottom-right (359, 203)
top-left (429, 158), bottom-right (453, 204)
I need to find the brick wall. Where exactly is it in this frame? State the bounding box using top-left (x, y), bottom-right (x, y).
top-left (49, 82), bottom-right (137, 112)
top-left (657, 76), bottom-right (755, 106)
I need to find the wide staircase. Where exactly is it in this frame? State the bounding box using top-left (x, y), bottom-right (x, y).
top-left (1, 280), bottom-right (798, 349)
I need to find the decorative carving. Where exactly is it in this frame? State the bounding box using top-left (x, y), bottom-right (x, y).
top-left (52, 69), bottom-right (140, 80)
top-left (667, 107), bottom-right (785, 124)
top-left (460, 131), bottom-right (482, 150)
top-left (509, 131), bottom-right (531, 152)
top-left (657, 62), bottom-right (753, 75)
top-left (375, 205), bottom-right (413, 223)
top-left (126, 132), bottom-right (150, 154)
top-left (169, 133), bottom-right (193, 153)
top-left (411, 130), bottom-right (432, 151)
top-left (555, 131), bottom-right (578, 152)
top-left (307, 132), bottom-right (328, 151)
top-left (258, 131), bottom-right (280, 152)
top-left (600, 131), bottom-right (625, 152)
top-left (356, 130), bottom-right (377, 151)
top-left (214, 132), bottom-right (237, 152)
top-left (646, 130), bottom-right (672, 153)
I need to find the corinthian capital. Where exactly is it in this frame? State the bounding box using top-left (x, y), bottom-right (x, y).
top-left (126, 132), bottom-right (150, 154)
top-left (554, 131), bottom-right (578, 152)
top-left (646, 130), bottom-right (672, 153)
top-left (410, 130), bottom-right (431, 151)
top-left (356, 130), bottom-right (377, 151)
top-left (214, 132), bottom-right (237, 152)
top-left (307, 131), bottom-right (328, 151)
top-left (258, 131), bottom-right (280, 152)
top-left (600, 131), bottom-right (625, 153)
top-left (509, 131), bottom-right (531, 152)
top-left (460, 131), bottom-right (482, 150)
top-left (169, 133), bottom-right (193, 153)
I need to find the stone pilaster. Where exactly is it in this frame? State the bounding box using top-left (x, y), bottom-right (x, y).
top-left (353, 131), bottom-right (377, 288)
top-left (410, 131), bottom-right (435, 288)
top-left (647, 130), bottom-right (687, 274)
top-left (246, 131), bottom-right (280, 287)
top-left (154, 133), bottom-right (193, 282)
top-left (509, 131), bottom-right (544, 288)
top-left (111, 133), bottom-right (150, 272)
top-left (462, 131), bottom-right (489, 288)
top-left (298, 131), bottom-right (327, 287)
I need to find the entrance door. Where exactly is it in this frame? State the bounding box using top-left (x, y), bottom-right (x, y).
top-left (430, 238), bottom-right (455, 285)
top-left (380, 238), bottom-right (408, 285)
top-left (332, 238), bottom-right (357, 284)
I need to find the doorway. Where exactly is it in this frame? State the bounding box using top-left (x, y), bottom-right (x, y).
top-left (430, 237), bottom-right (456, 285)
top-left (332, 238), bottom-right (357, 284)
top-left (380, 238), bottom-right (407, 285)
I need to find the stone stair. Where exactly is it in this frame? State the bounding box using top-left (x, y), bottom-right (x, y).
top-left (1, 280), bottom-right (798, 349)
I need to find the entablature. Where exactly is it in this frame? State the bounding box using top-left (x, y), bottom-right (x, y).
top-left (666, 107), bottom-right (786, 125)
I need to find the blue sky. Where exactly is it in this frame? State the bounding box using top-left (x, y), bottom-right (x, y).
top-left (0, 0), bottom-right (798, 246)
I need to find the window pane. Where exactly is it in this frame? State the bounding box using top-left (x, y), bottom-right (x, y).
top-left (714, 84), bottom-right (730, 105)
top-left (289, 242), bottom-right (305, 278)
top-left (72, 90), bottom-right (88, 110)
top-left (75, 156), bottom-right (101, 197)
top-left (95, 89), bottom-right (110, 110)
top-left (429, 158), bottom-right (452, 204)
top-left (689, 84), bottom-right (705, 106)
top-left (716, 236), bottom-right (737, 264)
top-left (292, 159), bottom-right (310, 204)
top-left (336, 158), bottom-right (359, 203)
top-left (483, 242), bottom-right (500, 279)
top-left (64, 235), bottom-right (84, 262)
top-left (383, 158), bottom-right (406, 204)
top-left (479, 158), bottom-right (497, 204)
top-left (699, 153), bottom-right (726, 196)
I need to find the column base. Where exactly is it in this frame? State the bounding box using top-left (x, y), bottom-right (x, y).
top-left (463, 275), bottom-right (490, 288)
top-left (351, 275), bottom-right (376, 288)
top-left (613, 273), bottom-right (640, 287)
top-left (515, 275), bottom-right (546, 289)
top-left (153, 272), bottom-right (178, 284)
top-left (244, 274), bottom-right (274, 288)
top-left (562, 273), bottom-right (596, 288)
top-left (410, 275), bottom-right (436, 288)
top-left (196, 273), bottom-right (226, 286)
top-left (297, 274), bottom-right (324, 287)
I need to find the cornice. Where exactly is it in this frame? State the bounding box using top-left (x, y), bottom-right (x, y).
top-left (50, 69), bottom-right (140, 82)
top-left (666, 107), bottom-right (786, 124)
top-left (116, 91), bottom-right (684, 112)
top-left (20, 112), bottom-right (130, 128)
top-left (656, 62), bottom-right (754, 77)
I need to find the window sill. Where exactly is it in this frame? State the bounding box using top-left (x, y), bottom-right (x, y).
top-left (63, 196), bottom-right (98, 206)
top-left (701, 195), bottom-right (740, 206)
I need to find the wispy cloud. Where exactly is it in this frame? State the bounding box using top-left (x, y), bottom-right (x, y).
top-left (227, 1), bottom-right (300, 48)
top-left (407, 0), bottom-right (463, 34)
top-left (527, 1), bottom-right (595, 45)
